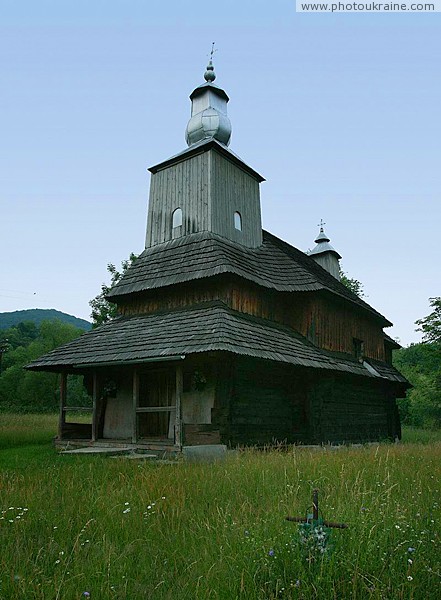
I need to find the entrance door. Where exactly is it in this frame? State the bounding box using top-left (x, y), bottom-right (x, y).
top-left (138, 370), bottom-right (176, 440)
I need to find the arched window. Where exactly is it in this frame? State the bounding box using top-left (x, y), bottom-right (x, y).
top-left (234, 211), bottom-right (242, 231)
top-left (172, 207), bottom-right (183, 228)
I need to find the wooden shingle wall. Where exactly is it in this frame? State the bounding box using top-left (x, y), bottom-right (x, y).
top-left (298, 295), bottom-right (386, 360)
top-left (228, 284), bottom-right (386, 360)
top-left (118, 281), bottom-right (228, 316)
top-left (118, 277), bottom-right (386, 361)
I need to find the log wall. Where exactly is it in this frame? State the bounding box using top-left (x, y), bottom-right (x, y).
top-left (309, 375), bottom-right (397, 442)
top-left (215, 357), bottom-right (398, 446)
top-left (215, 357), bottom-right (308, 446)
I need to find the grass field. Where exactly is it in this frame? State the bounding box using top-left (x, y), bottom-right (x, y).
top-left (0, 414), bottom-right (440, 599)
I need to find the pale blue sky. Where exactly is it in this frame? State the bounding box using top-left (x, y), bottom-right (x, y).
top-left (1, 1), bottom-right (440, 345)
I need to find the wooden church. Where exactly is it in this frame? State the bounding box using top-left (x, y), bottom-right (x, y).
top-left (27, 59), bottom-right (409, 451)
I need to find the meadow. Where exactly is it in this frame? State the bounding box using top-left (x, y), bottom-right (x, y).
top-left (0, 414), bottom-right (440, 600)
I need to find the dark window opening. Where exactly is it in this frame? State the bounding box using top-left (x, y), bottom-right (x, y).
top-left (353, 338), bottom-right (364, 362)
top-left (384, 343), bottom-right (393, 365)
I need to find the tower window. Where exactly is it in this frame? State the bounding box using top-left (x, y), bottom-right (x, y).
top-left (234, 211), bottom-right (242, 231)
top-left (172, 207), bottom-right (183, 228)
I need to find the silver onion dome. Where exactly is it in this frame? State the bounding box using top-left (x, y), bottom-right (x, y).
top-left (309, 226), bottom-right (341, 258)
top-left (308, 223), bottom-right (342, 280)
top-left (185, 60), bottom-right (232, 147)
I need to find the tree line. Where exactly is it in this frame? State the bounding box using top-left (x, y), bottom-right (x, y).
top-left (394, 297), bottom-right (441, 429)
top-left (0, 320), bottom-right (89, 413)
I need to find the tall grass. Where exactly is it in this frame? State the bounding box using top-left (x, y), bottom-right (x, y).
top-left (0, 413), bottom-right (57, 450)
top-left (402, 426), bottom-right (441, 445)
top-left (0, 415), bottom-right (440, 599)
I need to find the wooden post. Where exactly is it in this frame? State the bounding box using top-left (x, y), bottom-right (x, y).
top-left (91, 372), bottom-right (98, 442)
top-left (286, 489), bottom-right (348, 529)
top-left (312, 488), bottom-right (319, 521)
top-left (58, 372), bottom-right (67, 440)
top-left (132, 368), bottom-right (139, 444)
top-left (175, 364), bottom-right (183, 449)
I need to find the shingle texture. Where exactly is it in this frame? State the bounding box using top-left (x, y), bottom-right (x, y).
top-left (107, 230), bottom-right (391, 325)
top-left (26, 302), bottom-right (403, 384)
top-left (367, 359), bottom-right (408, 384)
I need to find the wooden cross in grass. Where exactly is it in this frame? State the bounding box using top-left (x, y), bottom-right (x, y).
top-left (286, 489), bottom-right (348, 529)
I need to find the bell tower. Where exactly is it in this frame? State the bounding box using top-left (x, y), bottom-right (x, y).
top-left (145, 58), bottom-right (264, 249)
top-left (308, 222), bottom-right (342, 280)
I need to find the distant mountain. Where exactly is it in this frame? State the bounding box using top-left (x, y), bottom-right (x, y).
top-left (0, 309), bottom-right (92, 331)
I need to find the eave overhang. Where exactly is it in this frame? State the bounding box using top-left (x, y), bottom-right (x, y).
top-left (148, 138), bottom-right (265, 183)
top-left (25, 302), bottom-right (406, 388)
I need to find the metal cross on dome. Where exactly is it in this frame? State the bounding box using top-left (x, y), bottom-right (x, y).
top-left (209, 42), bottom-right (217, 60)
top-left (318, 219), bottom-right (326, 230)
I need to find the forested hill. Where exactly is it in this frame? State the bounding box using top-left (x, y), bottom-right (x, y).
top-left (0, 309), bottom-right (92, 331)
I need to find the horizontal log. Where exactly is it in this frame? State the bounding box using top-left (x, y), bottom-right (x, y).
top-left (61, 423), bottom-right (92, 440)
top-left (286, 516), bottom-right (348, 529)
top-left (184, 424), bottom-right (221, 445)
top-left (136, 406), bottom-right (175, 413)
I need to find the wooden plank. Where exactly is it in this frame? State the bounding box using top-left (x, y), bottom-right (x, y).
top-left (58, 372), bottom-right (67, 440)
top-left (184, 425), bottom-right (221, 446)
top-left (64, 406), bottom-right (93, 412)
top-left (175, 364), bottom-right (183, 448)
top-left (136, 406), bottom-right (175, 413)
top-left (91, 371), bottom-right (98, 442)
top-left (132, 368), bottom-right (139, 444)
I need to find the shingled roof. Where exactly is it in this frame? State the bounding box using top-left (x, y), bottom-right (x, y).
top-left (106, 230), bottom-right (391, 326)
top-left (366, 358), bottom-right (408, 384)
top-left (26, 302), bottom-right (403, 385)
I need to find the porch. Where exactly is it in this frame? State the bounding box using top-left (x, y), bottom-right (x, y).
top-left (57, 359), bottom-right (185, 451)
top-left (56, 356), bottom-right (222, 452)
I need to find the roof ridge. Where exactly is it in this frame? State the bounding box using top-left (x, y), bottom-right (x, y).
top-left (263, 230), bottom-right (391, 325)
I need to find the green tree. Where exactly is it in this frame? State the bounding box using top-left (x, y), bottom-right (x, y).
top-left (415, 297), bottom-right (441, 344)
top-left (394, 342), bottom-right (441, 429)
top-left (393, 298), bottom-right (441, 429)
top-left (0, 321), bottom-right (39, 350)
top-left (1, 321), bottom-right (39, 374)
top-left (0, 320), bottom-right (86, 413)
top-left (89, 253), bottom-right (138, 327)
top-left (340, 269), bottom-right (365, 298)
